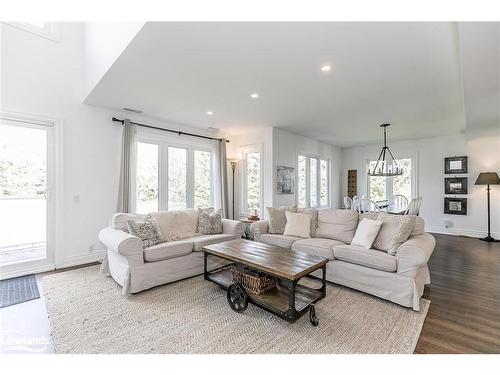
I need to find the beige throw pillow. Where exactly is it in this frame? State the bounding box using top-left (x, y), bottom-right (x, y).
top-left (372, 213), bottom-right (416, 255)
top-left (351, 218), bottom-right (382, 249)
top-left (267, 206), bottom-right (297, 234)
top-left (297, 207), bottom-right (318, 237)
top-left (283, 211), bottom-right (311, 239)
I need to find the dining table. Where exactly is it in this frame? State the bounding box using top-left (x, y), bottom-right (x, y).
top-left (376, 201), bottom-right (408, 215)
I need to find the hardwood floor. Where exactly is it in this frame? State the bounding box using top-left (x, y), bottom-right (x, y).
top-left (415, 234), bottom-right (500, 354)
top-left (1, 235), bottom-right (498, 354)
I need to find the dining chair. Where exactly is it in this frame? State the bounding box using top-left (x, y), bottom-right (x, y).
top-left (343, 196), bottom-right (353, 209)
top-left (406, 197), bottom-right (422, 215)
top-left (393, 194), bottom-right (409, 209)
top-left (357, 196), bottom-right (381, 213)
top-left (351, 195), bottom-right (361, 211)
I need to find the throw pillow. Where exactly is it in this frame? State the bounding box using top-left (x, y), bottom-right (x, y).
top-left (127, 214), bottom-right (164, 249)
top-left (297, 207), bottom-right (319, 237)
top-left (197, 208), bottom-right (223, 235)
top-left (283, 211), bottom-right (311, 239)
top-left (316, 209), bottom-right (359, 243)
top-left (267, 206), bottom-right (297, 234)
top-left (351, 218), bottom-right (383, 249)
top-left (372, 212), bottom-right (416, 255)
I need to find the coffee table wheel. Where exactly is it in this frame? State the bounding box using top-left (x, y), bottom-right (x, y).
top-left (309, 304), bottom-right (319, 326)
top-left (227, 283), bottom-right (248, 313)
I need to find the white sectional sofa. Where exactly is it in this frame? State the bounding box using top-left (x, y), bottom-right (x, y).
top-left (250, 209), bottom-right (435, 311)
top-left (99, 209), bottom-right (244, 294)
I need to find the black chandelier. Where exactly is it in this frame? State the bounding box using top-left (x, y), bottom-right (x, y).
top-left (368, 124), bottom-right (403, 177)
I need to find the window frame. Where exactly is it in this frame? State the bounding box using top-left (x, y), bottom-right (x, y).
top-left (240, 143), bottom-right (264, 217)
top-left (297, 154), bottom-right (330, 208)
top-left (134, 130), bottom-right (215, 213)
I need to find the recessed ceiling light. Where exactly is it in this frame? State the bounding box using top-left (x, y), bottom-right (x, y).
top-left (206, 111), bottom-right (213, 115)
top-left (250, 92), bottom-right (259, 99)
top-left (321, 65), bottom-right (331, 72)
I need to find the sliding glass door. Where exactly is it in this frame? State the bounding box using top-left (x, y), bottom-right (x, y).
top-left (0, 116), bottom-right (56, 278)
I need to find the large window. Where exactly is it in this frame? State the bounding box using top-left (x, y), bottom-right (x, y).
top-left (368, 158), bottom-right (412, 203)
top-left (297, 155), bottom-right (330, 208)
top-left (134, 137), bottom-right (213, 214)
top-left (241, 145), bottom-right (263, 216)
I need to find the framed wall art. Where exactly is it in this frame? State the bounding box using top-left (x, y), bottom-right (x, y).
top-left (444, 197), bottom-right (467, 215)
top-left (276, 166), bottom-right (295, 194)
top-left (444, 156), bottom-right (468, 174)
top-left (445, 177), bottom-right (468, 195)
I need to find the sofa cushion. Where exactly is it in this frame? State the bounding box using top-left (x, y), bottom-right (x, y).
top-left (197, 208), bottom-right (223, 234)
top-left (143, 240), bottom-right (193, 262)
top-left (291, 238), bottom-right (344, 260)
top-left (297, 207), bottom-right (318, 237)
top-left (259, 234), bottom-right (302, 248)
top-left (351, 218), bottom-right (382, 249)
top-left (372, 213), bottom-right (416, 255)
top-left (127, 214), bottom-right (164, 249)
top-left (150, 209), bottom-right (198, 241)
top-left (333, 244), bottom-right (397, 272)
top-left (191, 234), bottom-right (236, 251)
top-left (267, 206), bottom-right (297, 234)
top-left (315, 209), bottom-right (359, 244)
top-left (411, 216), bottom-right (425, 236)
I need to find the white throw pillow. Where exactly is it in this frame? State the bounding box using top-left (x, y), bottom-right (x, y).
top-left (283, 211), bottom-right (311, 239)
top-left (351, 218), bottom-right (383, 249)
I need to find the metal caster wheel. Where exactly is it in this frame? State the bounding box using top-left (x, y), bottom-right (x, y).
top-left (309, 304), bottom-right (319, 326)
top-left (227, 283), bottom-right (248, 313)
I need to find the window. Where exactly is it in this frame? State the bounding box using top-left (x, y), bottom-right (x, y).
top-left (136, 142), bottom-right (159, 214)
top-left (134, 134), bottom-right (213, 213)
top-left (194, 150), bottom-right (212, 208)
top-left (368, 158), bottom-right (412, 203)
top-left (240, 145), bottom-right (263, 217)
top-left (297, 155), bottom-right (330, 208)
top-left (168, 147), bottom-right (187, 210)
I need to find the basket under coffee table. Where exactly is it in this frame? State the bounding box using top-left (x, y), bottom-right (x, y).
top-left (203, 239), bottom-right (329, 326)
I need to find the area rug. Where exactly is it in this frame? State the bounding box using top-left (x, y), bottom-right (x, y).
top-left (0, 274), bottom-right (40, 308)
top-left (43, 266), bottom-right (429, 354)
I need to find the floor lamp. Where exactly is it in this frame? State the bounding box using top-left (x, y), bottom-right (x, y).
top-left (228, 158), bottom-right (240, 220)
top-left (475, 172), bottom-right (500, 242)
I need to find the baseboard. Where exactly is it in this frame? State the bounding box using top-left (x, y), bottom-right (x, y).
top-left (426, 226), bottom-right (500, 239)
top-left (59, 251), bottom-right (106, 269)
top-left (0, 263), bottom-right (55, 280)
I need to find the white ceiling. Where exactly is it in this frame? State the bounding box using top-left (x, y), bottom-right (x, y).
top-left (85, 22), bottom-right (470, 147)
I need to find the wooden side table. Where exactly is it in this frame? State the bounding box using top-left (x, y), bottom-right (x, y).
top-left (239, 219), bottom-right (259, 240)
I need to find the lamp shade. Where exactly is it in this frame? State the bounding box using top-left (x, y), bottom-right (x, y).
top-left (475, 172), bottom-right (500, 185)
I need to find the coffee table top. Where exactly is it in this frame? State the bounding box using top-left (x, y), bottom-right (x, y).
top-left (202, 239), bottom-right (328, 280)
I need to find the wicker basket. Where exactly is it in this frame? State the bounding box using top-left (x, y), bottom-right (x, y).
top-left (230, 267), bottom-right (276, 294)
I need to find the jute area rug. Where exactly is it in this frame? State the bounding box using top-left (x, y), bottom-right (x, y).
top-left (43, 266), bottom-right (429, 354)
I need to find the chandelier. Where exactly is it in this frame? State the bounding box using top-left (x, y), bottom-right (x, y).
top-left (368, 124), bottom-right (403, 177)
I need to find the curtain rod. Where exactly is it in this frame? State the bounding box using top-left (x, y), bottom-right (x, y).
top-left (112, 117), bottom-right (229, 143)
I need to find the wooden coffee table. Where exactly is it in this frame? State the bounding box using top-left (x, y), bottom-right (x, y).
top-left (203, 239), bottom-right (328, 326)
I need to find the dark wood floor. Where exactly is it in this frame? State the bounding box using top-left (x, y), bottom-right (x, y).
top-left (415, 234), bottom-right (500, 354)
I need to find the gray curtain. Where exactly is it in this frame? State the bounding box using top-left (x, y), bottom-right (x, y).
top-left (218, 138), bottom-right (229, 218)
top-left (117, 119), bottom-right (137, 213)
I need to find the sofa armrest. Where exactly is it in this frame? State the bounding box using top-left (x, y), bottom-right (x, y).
top-left (98, 227), bottom-right (143, 258)
top-left (250, 220), bottom-right (269, 242)
top-left (222, 219), bottom-right (245, 237)
top-left (397, 233), bottom-right (436, 277)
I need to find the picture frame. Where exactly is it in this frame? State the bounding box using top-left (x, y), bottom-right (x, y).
top-left (444, 197), bottom-right (467, 215)
top-left (276, 166), bottom-right (295, 194)
top-left (444, 156), bottom-right (468, 174)
top-left (445, 177), bottom-right (468, 195)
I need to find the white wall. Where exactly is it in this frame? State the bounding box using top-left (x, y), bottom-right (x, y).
top-left (272, 128), bottom-right (342, 209)
top-left (341, 128), bottom-right (500, 238)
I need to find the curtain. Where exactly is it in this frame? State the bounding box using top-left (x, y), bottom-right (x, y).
top-left (117, 119), bottom-right (137, 213)
top-left (216, 138), bottom-right (229, 218)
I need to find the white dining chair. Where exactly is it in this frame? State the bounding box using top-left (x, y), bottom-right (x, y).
top-left (343, 196), bottom-right (353, 209)
top-left (406, 197), bottom-right (422, 216)
top-left (357, 196), bottom-right (381, 213)
top-left (351, 195), bottom-right (361, 211)
top-left (393, 194), bottom-right (409, 210)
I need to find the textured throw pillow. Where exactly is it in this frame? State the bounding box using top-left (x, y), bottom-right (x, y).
top-left (197, 208), bottom-right (223, 235)
top-left (358, 211), bottom-right (379, 223)
top-left (127, 214), bottom-right (164, 249)
top-left (267, 206), bottom-right (297, 234)
top-left (316, 209), bottom-right (359, 243)
top-left (283, 211), bottom-right (311, 239)
top-left (351, 218), bottom-right (383, 249)
top-left (372, 213), bottom-right (417, 255)
top-left (297, 207), bottom-right (319, 237)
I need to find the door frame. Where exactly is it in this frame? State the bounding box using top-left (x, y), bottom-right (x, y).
top-left (0, 110), bottom-right (63, 279)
